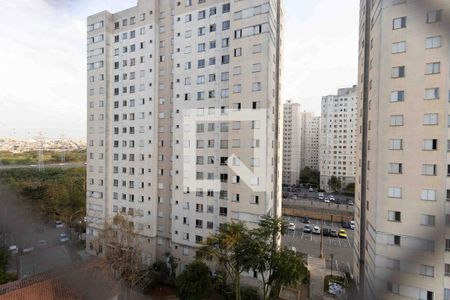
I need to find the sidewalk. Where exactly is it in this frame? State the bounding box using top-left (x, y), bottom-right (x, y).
top-left (308, 256), bottom-right (329, 300)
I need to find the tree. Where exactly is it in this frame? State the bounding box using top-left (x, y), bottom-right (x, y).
top-left (344, 182), bottom-right (355, 195)
top-left (196, 222), bottom-right (249, 300)
top-left (299, 167), bottom-right (320, 187)
top-left (94, 214), bottom-right (148, 289)
top-left (175, 260), bottom-right (212, 300)
top-left (243, 216), bottom-right (306, 300)
top-left (328, 176), bottom-right (342, 192)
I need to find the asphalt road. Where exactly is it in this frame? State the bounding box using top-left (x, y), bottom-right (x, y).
top-left (282, 216), bottom-right (355, 274)
top-left (0, 162), bottom-right (85, 170)
top-left (282, 187), bottom-right (354, 205)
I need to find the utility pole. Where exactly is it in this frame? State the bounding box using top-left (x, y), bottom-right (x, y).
top-left (37, 132), bottom-right (45, 172)
top-left (319, 207), bottom-right (324, 258)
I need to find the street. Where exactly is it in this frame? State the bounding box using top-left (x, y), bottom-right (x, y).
top-left (282, 186), bottom-right (354, 205)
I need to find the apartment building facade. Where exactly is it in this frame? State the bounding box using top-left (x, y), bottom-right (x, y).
top-left (282, 100), bottom-right (302, 185)
top-left (86, 0), bottom-right (283, 269)
top-left (303, 113), bottom-right (320, 171)
top-left (355, 1), bottom-right (450, 299)
top-left (319, 86), bottom-right (356, 191)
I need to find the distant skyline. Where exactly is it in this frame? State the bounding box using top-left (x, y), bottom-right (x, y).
top-left (0, 0), bottom-right (358, 139)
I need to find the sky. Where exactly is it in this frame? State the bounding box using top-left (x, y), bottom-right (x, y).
top-left (0, 0), bottom-right (359, 139)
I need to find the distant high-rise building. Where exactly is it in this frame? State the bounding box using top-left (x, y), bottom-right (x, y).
top-left (319, 86), bottom-right (356, 191)
top-left (86, 0), bottom-right (283, 269)
top-left (355, 1), bottom-right (450, 299)
top-left (303, 114), bottom-right (320, 171)
top-left (283, 100), bottom-right (303, 186)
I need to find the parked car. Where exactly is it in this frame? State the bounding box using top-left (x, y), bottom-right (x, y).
top-left (329, 195), bottom-right (335, 202)
top-left (8, 245), bottom-right (18, 254)
top-left (303, 224), bottom-right (311, 233)
top-left (308, 187), bottom-right (314, 192)
top-left (312, 226), bottom-right (321, 235)
top-left (36, 240), bottom-right (48, 248)
top-left (338, 229), bottom-right (348, 239)
top-left (55, 220), bottom-right (64, 228)
top-left (350, 220), bottom-right (355, 230)
top-left (23, 246), bottom-right (34, 254)
top-left (342, 221), bottom-right (351, 229)
top-left (347, 200), bottom-right (354, 206)
top-left (318, 192), bottom-right (324, 200)
top-left (302, 217), bottom-right (310, 224)
top-left (324, 197), bottom-right (330, 203)
top-left (287, 223), bottom-right (296, 231)
top-left (322, 228), bottom-right (331, 236)
top-left (330, 229), bottom-right (338, 237)
top-left (292, 195), bottom-right (298, 200)
top-left (59, 233), bottom-right (69, 243)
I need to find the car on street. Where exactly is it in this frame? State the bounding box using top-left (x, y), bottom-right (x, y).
top-left (36, 240), bottom-right (48, 249)
top-left (350, 220), bottom-right (355, 230)
top-left (338, 229), bottom-right (348, 239)
top-left (329, 195), bottom-right (335, 202)
top-left (303, 224), bottom-right (311, 233)
top-left (292, 195), bottom-right (297, 200)
top-left (59, 233), bottom-right (69, 243)
top-left (318, 192), bottom-right (324, 201)
top-left (330, 229), bottom-right (338, 237)
top-left (287, 223), bottom-right (296, 231)
top-left (347, 200), bottom-right (354, 206)
top-left (324, 197), bottom-right (330, 203)
top-left (322, 228), bottom-right (331, 236)
top-left (302, 217), bottom-right (310, 224)
top-left (308, 187), bottom-right (314, 192)
top-left (312, 226), bottom-right (321, 235)
top-left (55, 220), bottom-right (64, 228)
top-left (23, 246), bottom-right (34, 254)
top-left (8, 245), bottom-right (18, 254)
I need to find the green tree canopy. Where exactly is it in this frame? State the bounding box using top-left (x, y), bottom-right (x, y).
top-left (176, 260), bottom-right (212, 300)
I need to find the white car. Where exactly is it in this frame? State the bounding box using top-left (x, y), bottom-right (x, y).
top-left (55, 220), bottom-right (64, 228)
top-left (59, 233), bottom-right (69, 243)
top-left (23, 246), bottom-right (34, 254)
top-left (287, 223), bottom-right (296, 231)
top-left (324, 197), bottom-right (330, 203)
top-left (350, 220), bottom-right (355, 230)
top-left (8, 245), bottom-right (18, 254)
top-left (318, 192), bottom-right (324, 200)
top-left (329, 195), bottom-right (335, 202)
top-left (312, 226), bottom-right (321, 234)
top-left (303, 224), bottom-right (311, 233)
top-left (308, 187), bottom-right (314, 192)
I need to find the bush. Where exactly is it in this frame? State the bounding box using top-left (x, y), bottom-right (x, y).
top-left (240, 286), bottom-right (260, 300)
top-left (175, 261), bottom-right (212, 300)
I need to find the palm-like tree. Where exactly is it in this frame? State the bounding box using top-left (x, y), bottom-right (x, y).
top-left (196, 222), bottom-right (248, 300)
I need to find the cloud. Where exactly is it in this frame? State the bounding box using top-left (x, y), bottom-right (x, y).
top-left (0, 0), bottom-right (86, 139)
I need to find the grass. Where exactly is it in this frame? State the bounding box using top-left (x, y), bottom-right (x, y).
top-left (0, 150), bottom-right (86, 165)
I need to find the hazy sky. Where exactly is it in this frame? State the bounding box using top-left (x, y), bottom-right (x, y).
top-left (0, 0), bottom-right (358, 139)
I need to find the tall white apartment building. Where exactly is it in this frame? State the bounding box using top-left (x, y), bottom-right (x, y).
top-left (303, 113), bottom-right (320, 171)
top-left (86, 0), bottom-right (283, 268)
top-left (319, 86), bottom-right (356, 191)
top-left (355, 1), bottom-right (450, 299)
top-left (282, 100), bottom-right (302, 186)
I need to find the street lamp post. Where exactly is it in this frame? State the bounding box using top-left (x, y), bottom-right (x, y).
top-left (319, 208), bottom-right (324, 258)
top-left (330, 253), bottom-right (334, 277)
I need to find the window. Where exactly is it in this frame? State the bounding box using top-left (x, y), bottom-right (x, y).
top-left (222, 3), bottom-right (230, 13)
top-left (389, 139), bottom-right (402, 150)
top-left (219, 207), bottom-right (228, 216)
top-left (389, 163), bottom-right (402, 174)
top-left (387, 282), bottom-right (400, 294)
top-left (422, 164), bottom-right (437, 176)
top-left (426, 36), bottom-right (441, 49)
top-left (390, 115), bottom-right (404, 126)
top-left (391, 41), bottom-right (406, 53)
top-left (419, 264), bottom-right (434, 277)
top-left (445, 264), bottom-right (450, 276)
top-left (252, 82), bottom-right (261, 91)
top-left (423, 113), bottom-right (438, 125)
top-left (222, 20), bottom-right (230, 30)
top-left (388, 211), bottom-right (401, 222)
top-left (427, 10), bottom-right (441, 23)
top-left (252, 63), bottom-right (261, 72)
top-left (424, 88), bottom-right (439, 99)
top-left (421, 189), bottom-right (436, 201)
top-left (390, 91), bottom-right (405, 102)
top-left (391, 66), bottom-right (405, 78)
top-left (388, 187), bottom-right (402, 198)
top-left (198, 10), bottom-right (206, 20)
top-left (221, 55), bottom-right (230, 64)
top-left (234, 48), bottom-right (242, 57)
top-left (425, 62), bottom-right (440, 75)
top-left (446, 239), bottom-right (450, 251)
top-left (392, 16), bottom-right (406, 29)
top-left (423, 139), bottom-right (437, 150)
